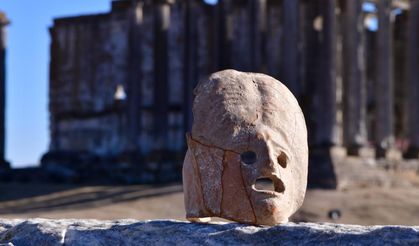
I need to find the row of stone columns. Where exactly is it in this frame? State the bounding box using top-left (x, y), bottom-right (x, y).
top-left (309, 0), bottom-right (419, 159)
top-left (125, 0), bottom-right (419, 160)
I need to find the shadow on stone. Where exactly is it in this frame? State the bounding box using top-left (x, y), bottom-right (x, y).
top-left (0, 184), bottom-right (182, 215)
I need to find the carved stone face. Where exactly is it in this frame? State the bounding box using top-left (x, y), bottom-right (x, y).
top-left (183, 70), bottom-right (308, 226)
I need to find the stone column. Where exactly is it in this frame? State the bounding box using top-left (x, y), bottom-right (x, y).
top-left (375, 0), bottom-right (395, 158)
top-left (280, 0), bottom-right (300, 96)
top-left (183, 0), bottom-right (195, 134)
top-left (217, 0), bottom-right (233, 70)
top-left (126, 1), bottom-right (144, 151)
top-left (342, 0), bottom-right (368, 155)
top-left (300, 0), bottom-right (319, 145)
top-left (153, 0), bottom-right (171, 148)
top-left (48, 27), bottom-right (60, 152)
top-left (306, 0), bottom-right (341, 189)
top-left (406, 0), bottom-right (419, 158)
top-left (249, 0), bottom-right (267, 72)
top-left (0, 12), bottom-right (9, 169)
top-left (315, 0), bottom-right (340, 147)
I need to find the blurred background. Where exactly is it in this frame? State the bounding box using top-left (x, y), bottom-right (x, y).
top-left (0, 0), bottom-right (418, 225)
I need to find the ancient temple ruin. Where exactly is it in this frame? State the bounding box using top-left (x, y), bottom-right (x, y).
top-left (41, 0), bottom-right (418, 185)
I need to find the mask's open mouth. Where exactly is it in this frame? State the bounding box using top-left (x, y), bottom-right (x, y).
top-left (253, 177), bottom-right (285, 194)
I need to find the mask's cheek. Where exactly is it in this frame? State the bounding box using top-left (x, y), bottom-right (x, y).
top-left (185, 136), bottom-right (257, 224)
top-left (187, 137), bottom-right (224, 216)
top-left (183, 149), bottom-right (209, 219)
top-left (288, 154), bottom-right (308, 211)
top-left (221, 151), bottom-right (256, 224)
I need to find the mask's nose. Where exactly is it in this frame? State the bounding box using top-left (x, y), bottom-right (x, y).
top-left (255, 155), bottom-right (286, 194)
top-left (259, 155), bottom-right (281, 177)
top-left (254, 135), bottom-right (288, 176)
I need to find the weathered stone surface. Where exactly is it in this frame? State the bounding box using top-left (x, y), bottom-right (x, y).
top-left (0, 219), bottom-right (418, 246)
top-left (188, 136), bottom-right (224, 216)
top-left (183, 70), bottom-right (308, 226)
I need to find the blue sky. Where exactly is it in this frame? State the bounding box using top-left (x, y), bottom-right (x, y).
top-left (1, 1), bottom-right (110, 167)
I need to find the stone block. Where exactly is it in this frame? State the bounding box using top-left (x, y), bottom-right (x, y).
top-left (0, 219), bottom-right (418, 246)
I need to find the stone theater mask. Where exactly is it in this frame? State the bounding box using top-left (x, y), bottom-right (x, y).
top-left (183, 70), bottom-right (308, 226)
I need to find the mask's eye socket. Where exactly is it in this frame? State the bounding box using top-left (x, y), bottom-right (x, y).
top-left (241, 151), bottom-right (257, 165)
top-left (277, 152), bottom-right (287, 168)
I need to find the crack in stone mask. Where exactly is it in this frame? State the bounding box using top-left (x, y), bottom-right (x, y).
top-left (183, 69), bottom-right (308, 226)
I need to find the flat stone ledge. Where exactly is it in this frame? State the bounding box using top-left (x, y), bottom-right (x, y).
top-left (0, 219), bottom-right (418, 246)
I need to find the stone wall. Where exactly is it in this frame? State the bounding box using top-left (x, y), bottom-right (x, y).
top-left (0, 219), bottom-right (418, 245)
top-left (49, 11), bottom-right (130, 155)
